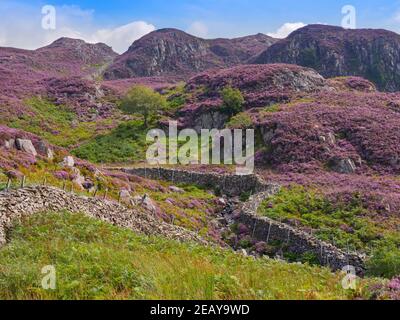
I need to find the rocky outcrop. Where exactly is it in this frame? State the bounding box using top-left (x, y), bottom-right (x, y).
top-left (36, 37), bottom-right (117, 69)
top-left (103, 28), bottom-right (277, 80)
top-left (61, 156), bottom-right (75, 168)
top-left (193, 111), bottom-right (229, 132)
top-left (0, 186), bottom-right (206, 247)
top-left (37, 141), bottom-right (54, 160)
top-left (254, 24), bottom-right (400, 91)
top-left (180, 64), bottom-right (331, 128)
top-left (15, 139), bottom-right (37, 157)
top-left (330, 158), bottom-right (357, 174)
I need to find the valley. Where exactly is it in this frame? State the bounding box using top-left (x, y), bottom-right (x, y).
top-left (1, 24), bottom-right (400, 300)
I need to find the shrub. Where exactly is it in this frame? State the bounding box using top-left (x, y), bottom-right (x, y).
top-left (258, 186), bottom-right (396, 252)
top-left (366, 244), bottom-right (400, 278)
top-left (226, 112), bottom-right (253, 129)
top-left (120, 86), bottom-right (167, 128)
top-left (221, 86), bottom-right (244, 117)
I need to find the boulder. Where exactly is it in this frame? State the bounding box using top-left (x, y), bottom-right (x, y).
top-left (15, 139), bottom-right (37, 157)
top-left (71, 167), bottom-right (85, 189)
top-left (61, 156), bottom-right (75, 167)
top-left (37, 141), bottom-right (54, 160)
top-left (331, 158), bottom-right (357, 174)
top-left (4, 139), bottom-right (15, 149)
top-left (133, 194), bottom-right (158, 213)
top-left (169, 186), bottom-right (185, 193)
top-left (142, 196), bottom-right (158, 213)
top-left (218, 198), bottom-right (227, 205)
top-left (119, 189), bottom-right (131, 203)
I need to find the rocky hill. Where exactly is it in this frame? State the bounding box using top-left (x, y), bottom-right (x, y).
top-left (103, 28), bottom-right (277, 79)
top-left (0, 38), bottom-right (118, 121)
top-left (254, 24), bottom-right (400, 91)
top-left (177, 63), bottom-right (330, 129)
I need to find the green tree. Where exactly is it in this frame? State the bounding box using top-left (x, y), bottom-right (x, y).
top-left (120, 86), bottom-right (167, 128)
top-left (221, 86), bottom-right (245, 117)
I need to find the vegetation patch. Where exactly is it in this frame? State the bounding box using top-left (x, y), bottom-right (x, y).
top-left (0, 212), bottom-right (367, 300)
top-left (7, 97), bottom-right (115, 148)
top-left (72, 120), bottom-right (149, 163)
top-left (258, 186), bottom-right (400, 278)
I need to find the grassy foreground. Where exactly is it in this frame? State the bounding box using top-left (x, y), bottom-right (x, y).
top-left (0, 212), bottom-right (369, 300)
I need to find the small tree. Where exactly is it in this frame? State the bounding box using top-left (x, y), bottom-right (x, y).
top-left (221, 86), bottom-right (245, 117)
top-left (120, 86), bottom-right (167, 128)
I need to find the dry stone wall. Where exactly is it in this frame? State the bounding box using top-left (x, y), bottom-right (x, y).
top-left (237, 191), bottom-right (366, 274)
top-left (124, 167), bottom-right (366, 274)
top-left (124, 167), bottom-right (268, 197)
top-left (0, 186), bottom-right (206, 247)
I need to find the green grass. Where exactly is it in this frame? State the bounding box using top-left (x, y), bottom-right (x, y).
top-left (163, 83), bottom-right (189, 114)
top-left (0, 212), bottom-right (363, 300)
top-left (7, 97), bottom-right (115, 148)
top-left (147, 183), bottom-right (216, 237)
top-left (72, 120), bottom-right (149, 163)
top-left (226, 112), bottom-right (253, 129)
top-left (258, 186), bottom-right (400, 278)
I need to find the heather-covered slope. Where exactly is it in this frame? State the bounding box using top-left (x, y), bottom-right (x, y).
top-left (176, 63), bottom-right (330, 129)
top-left (254, 24), bottom-right (400, 91)
top-left (103, 28), bottom-right (277, 80)
top-left (0, 38), bottom-right (118, 121)
top-left (254, 84), bottom-right (400, 175)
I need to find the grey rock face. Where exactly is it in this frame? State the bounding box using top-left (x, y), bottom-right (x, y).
top-left (61, 156), bottom-right (75, 168)
top-left (37, 141), bottom-right (54, 159)
top-left (15, 139), bottom-right (37, 157)
top-left (4, 139), bottom-right (16, 149)
top-left (104, 28), bottom-right (277, 79)
top-left (254, 24), bottom-right (400, 91)
top-left (331, 158), bottom-right (357, 174)
top-left (193, 111), bottom-right (229, 133)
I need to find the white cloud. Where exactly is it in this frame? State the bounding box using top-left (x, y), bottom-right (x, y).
top-left (91, 21), bottom-right (155, 53)
top-left (0, 3), bottom-right (155, 53)
top-left (267, 22), bottom-right (307, 38)
top-left (187, 21), bottom-right (209, 38)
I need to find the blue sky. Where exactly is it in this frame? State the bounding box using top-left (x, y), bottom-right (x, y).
top-left (1, 0), bottom-right (400, 52)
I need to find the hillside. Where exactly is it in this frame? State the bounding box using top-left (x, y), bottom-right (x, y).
top-left (1, 24), bottom-right (400, 301)
top-left (0, 212), bottom-right (369, 300)
top-left (254, 24), bottom-right (400, 91)
top-left (103, 28), bottom-right (277, 79)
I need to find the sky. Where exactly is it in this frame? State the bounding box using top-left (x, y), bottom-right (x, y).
top-left (1, 0), bottom-right (400, 53)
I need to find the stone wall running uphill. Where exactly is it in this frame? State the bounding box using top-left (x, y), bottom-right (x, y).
top-left (0, 186), bottom-right (206, 247)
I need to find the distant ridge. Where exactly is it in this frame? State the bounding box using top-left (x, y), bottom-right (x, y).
top-left (254, 24), bottom-right (400, 91)
top-left (103, 28), bottom-right (277, 80)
